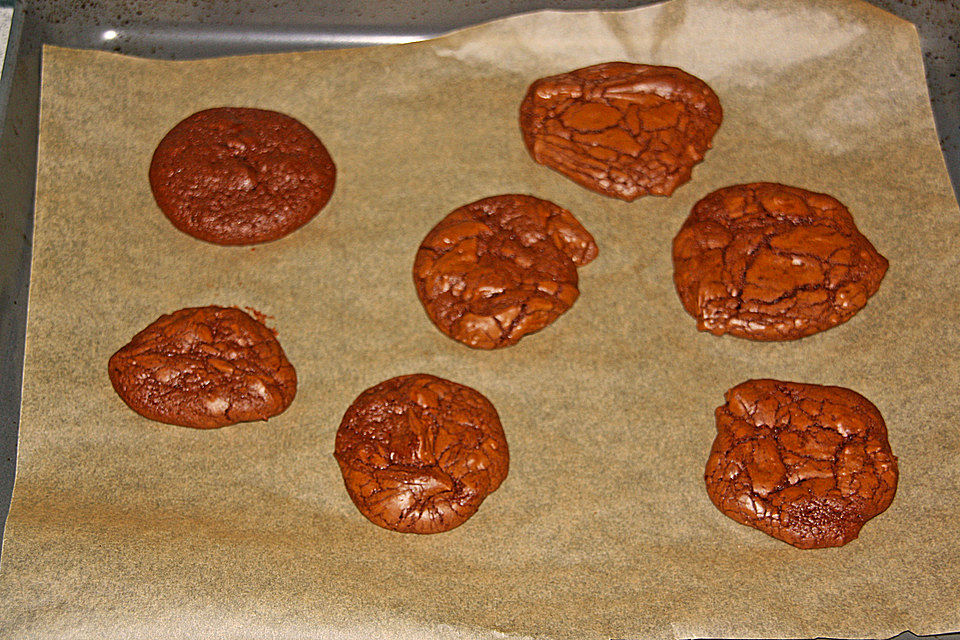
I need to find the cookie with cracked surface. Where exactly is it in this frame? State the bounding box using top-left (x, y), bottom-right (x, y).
top-left (413, 194), bottom-right (598, 349)
top-left (673, 183), bottom-right (888, 341)
top-left (149, 107), bottom-right (336, 245)
top-left (519, 62), bottom-right (722, 201)
top-left (108, 306), bottom-right (297, 429)
top-left (705, 379), bottom-right (898, 549)
top-left (334, 374), bottom-right (509, 534)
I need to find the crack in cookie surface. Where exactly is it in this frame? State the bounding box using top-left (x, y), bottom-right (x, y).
top-left (413, 194), bottom-right (598, 349)
top-left (704, 379), bottom-right (898, 549)
top-left (672, 182), bottom-right (888, 340)
top-left (520, 62), bottom-right (722, 200)
top-left (334, 374), bottom-right (509, 534)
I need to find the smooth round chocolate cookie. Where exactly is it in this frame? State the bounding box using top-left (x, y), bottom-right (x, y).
top-left (149, 107), bottom-right (336, 245)
top-left (334, 374), bottom-right (509, 534)
top-left (519, 62), bottom-right (722, 201)
top-left (413, 194), bottom-right (598, 349)
top-left (705, 379), bottom-right (898, 549)
top-left (673, 183), bottom-right (888, 341)
top-left (108, 306), bottom-right (297, 429)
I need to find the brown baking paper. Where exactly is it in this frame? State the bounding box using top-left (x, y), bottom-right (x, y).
top-left (2, 0), bottom-right (959, 637)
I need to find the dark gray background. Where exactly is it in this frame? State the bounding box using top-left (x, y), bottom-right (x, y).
top-left (0, 2), bottom-right (957, 638)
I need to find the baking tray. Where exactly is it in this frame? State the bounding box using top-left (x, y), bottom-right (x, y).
top-left (1, 1), bottom-right (958, 638)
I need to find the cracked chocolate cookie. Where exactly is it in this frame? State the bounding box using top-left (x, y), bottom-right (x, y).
top-left (673, 183), bottom-right (888, 341)
top-left (149, 107), bottom-right (336, 245)
top-left (519, 62), bottom-right (722, 201)
top-left (108, 306), bottom-right (297, 429)
top-left (413, 194), bottom-right (598, 349)
top-left (334, 374), bottom-right (509, 534)
top-left (705, 379), bottom-right (898, 549)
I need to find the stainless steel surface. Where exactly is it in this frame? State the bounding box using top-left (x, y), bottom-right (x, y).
top-left (1, 0), bottom-right (35, 541)
top-left (0, 2), bottom-right (957, 637)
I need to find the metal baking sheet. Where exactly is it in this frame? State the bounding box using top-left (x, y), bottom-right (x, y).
top-left (0, 1), bottom-right (957, 638)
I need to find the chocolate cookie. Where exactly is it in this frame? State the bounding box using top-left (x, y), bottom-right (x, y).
top-left (519, 62), bottom-right (722, 201)
top-left (149, 107), bottom-right (336, 245)
top-left (334, 374), bottom-right (509, 534)
top-left (108, 306), bottom-right (297, 429)
top-left (673, 183), bottom-right (888, 341)
top-left (705, 380), bottom-right (898, 549)
top-left (413, 194), bottom-right (598, 349)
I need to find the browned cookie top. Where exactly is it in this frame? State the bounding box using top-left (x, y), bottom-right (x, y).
top-left (672, 183), bottom-right (888, 341)
top-left (149, 107), bottom-right (336, 245)
top-left (108, 306), bottom-right (297, 429)
top-left (334, 374), bottom-right (509, 534)
top-left (519, 62), bottom-right (722, 201)
top-left (413, 194), bottom-right (598, 349)
top-left (705, 380), bottom-right (898, 549)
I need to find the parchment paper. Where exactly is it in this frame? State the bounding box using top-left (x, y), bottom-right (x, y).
top-left (2, 1), bottom-right (959, 638)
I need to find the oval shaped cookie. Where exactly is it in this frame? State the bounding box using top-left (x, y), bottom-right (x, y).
top-left (149, 107), bottom-right (336, 245)
top-left (334, 374), bottom-right (509, 534)
top-left (672, 182), bottom-right (888, 340)
top-left (108, 306), bottom-right (297, 429)
top-left (519, 62), bottom-right (722, 201)
top-left (705, 379), bottom-right (898, 549)
top-left (413, 194), bottom-right (598, 349)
